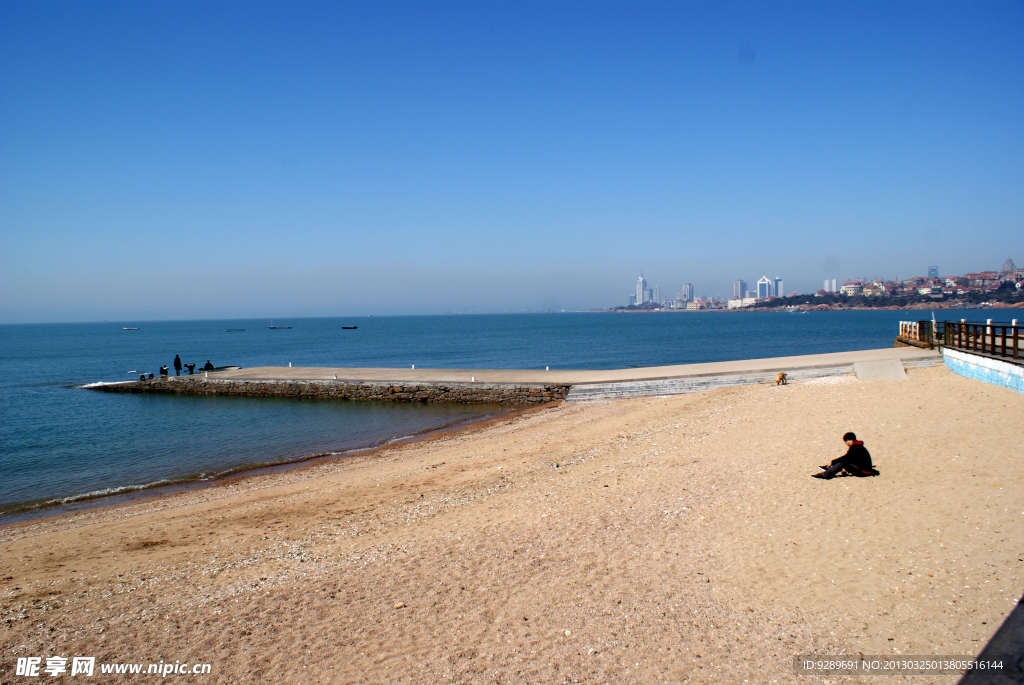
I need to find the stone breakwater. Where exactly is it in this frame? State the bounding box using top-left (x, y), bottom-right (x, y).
top-left (87, 377), bottom-right (571, 405)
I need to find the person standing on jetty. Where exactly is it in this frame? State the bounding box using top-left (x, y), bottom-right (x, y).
top-left (173, 355), bottom-right (182, 376)
top-left (813, 432), bottom-right (877, 479)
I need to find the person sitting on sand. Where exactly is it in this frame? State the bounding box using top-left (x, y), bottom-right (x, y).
top-left (813, 432), bottom-right (877, 479)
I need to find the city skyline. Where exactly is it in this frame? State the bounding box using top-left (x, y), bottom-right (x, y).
top-left (626, 257), bottom-right (1019, 310)
top-left (2, 2), bottom-right (1022, 323)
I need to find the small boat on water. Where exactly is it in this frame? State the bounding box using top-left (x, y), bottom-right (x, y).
top-left (342, 326), bottom-right (358, 330)
top-left (226, 328), bottom-right (245, 332)
top-left (122, 327), bottom-right (138, 330)
top-left (267, 320), bottom-right (292, 330)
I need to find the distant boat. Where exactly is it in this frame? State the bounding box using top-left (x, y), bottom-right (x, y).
top-left (122, 327), bottom-right (138, 330)
top-left (342, 326), bottom-right (358, 330)
top-left (267, 320), bottom-right (292, 330)
top-left (226, 328), bottom-right (245, 332)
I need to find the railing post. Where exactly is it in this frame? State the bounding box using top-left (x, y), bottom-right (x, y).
top-left (1001, 326), bottom-right (1007, 358)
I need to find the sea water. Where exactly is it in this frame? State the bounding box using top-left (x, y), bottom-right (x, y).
top-left (0, 310), bottom-right (991, 518)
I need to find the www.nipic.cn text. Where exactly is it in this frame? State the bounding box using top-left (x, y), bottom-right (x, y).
top-left (15, 656), bottom-right (212, 677)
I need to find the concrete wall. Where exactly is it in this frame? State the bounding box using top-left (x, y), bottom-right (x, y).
top-left (87, 377), bottom-right (570, 405)
top-left (943, 348), bottom-right (1024, 395)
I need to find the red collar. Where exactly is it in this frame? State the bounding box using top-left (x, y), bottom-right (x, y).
top-left (851, 440), bottom-right (864, 446)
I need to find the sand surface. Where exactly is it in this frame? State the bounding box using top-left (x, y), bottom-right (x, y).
top-left (2, 364), bottom-right (1022, 684)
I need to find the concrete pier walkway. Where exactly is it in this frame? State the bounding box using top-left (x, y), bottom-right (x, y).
top-left (88, 347), bottom-right (942, 404)
top-left (213, 346), bottom-right (938, 384)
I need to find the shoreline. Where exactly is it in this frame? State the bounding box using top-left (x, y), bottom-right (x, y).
top-left (0, 405), bottom-right (528, 527)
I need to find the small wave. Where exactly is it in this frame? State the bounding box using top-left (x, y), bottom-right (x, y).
top-left (1, 477), bottom-right (186, 516)
top-left (385, 434), bottom-right (416, 444)
top-left (79, 380), bottom-right (133, 389)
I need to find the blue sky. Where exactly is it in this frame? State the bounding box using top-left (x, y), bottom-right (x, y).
top-left (2, 1), bottom-right (1022, 321)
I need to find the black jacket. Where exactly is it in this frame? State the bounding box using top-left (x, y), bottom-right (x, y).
top-left (838, 442), bottom-right (872, 471)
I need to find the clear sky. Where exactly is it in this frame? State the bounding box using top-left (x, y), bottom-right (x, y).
top-left (2, 1), bottom-right (1022, 322)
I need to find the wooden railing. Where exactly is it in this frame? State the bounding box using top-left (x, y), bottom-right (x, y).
top-left (899, 320), bottom-right (933, 342)
top-left (942, 321), bottom-right (1021, 361)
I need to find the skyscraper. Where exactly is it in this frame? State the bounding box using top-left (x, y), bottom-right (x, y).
top-left (774, 277), bottom-right (783, 298)
top-left (756, 275), bottom-right (772, 299)
top-left (832, 279), bottom-right (837, 293)
top-left (824, 279), bottom-right (830, 293)
top-left (652, 286), bottom-right (660, 304)
top-left (733, 280), bottom-right (747, 299)
top-left (636, 273), bottom-right (648, 304)
top-left (682, 283), bottom-right (694, 302)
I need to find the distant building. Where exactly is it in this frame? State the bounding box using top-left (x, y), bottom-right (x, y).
top-left (652, 286), bottom-right (660, 304)
top-left (733, 280), bottom-right (747, 299)
top-left (1001, 258), bottom-right (1016, 274)
top-left (756, 275), bottom-right (772, 299)
top-left (831, 279), bottom-right (837, 293)
top-left (636, 273), bottom-right (648, 304)
top-left (629, 294), bottom-right (637, 306)
top-left (928, 266), bottom-right (939, 278)
top-left (682, 283), bottom-right (694, 302)
top-left (840, 283), bottom-right (864, 296)
top-left (966, 272), bottom-right (1000, 287)
top-left (728, 297), bottom-right (759, 309)
top-left (773, 277), bottom-right (783, 298)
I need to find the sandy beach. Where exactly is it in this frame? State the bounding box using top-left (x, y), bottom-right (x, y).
top-left (2, 363), bottom-right (1022, 684)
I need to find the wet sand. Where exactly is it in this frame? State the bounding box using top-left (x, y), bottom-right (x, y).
top-left (2, 364), bottom-right (1022, 683)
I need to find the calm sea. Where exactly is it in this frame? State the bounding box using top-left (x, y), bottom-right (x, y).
top-left (0, 310), bottom-right (993, 520)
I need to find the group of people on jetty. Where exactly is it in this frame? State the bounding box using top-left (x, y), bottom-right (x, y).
top-left (145, 355), bottom-right (215, 380)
